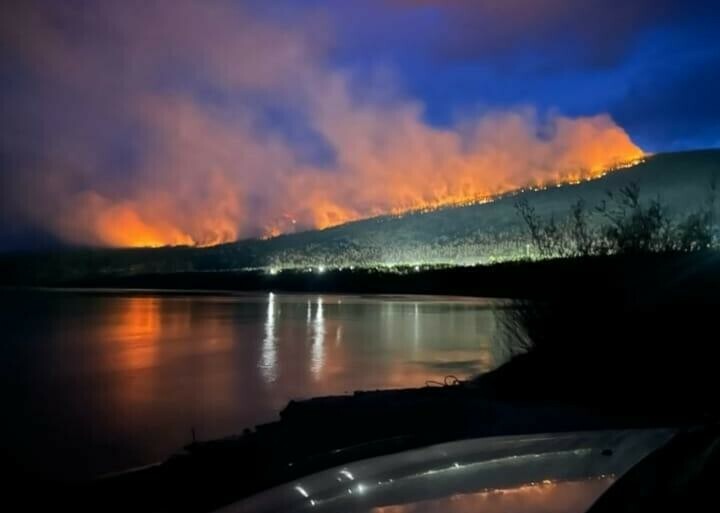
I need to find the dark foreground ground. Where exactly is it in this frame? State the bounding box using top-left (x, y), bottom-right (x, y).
top-left (5, 251), bottom-right (720, 511)
top-left (72, 389), bottom-right (709, 513)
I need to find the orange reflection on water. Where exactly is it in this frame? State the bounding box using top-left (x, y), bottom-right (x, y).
top-left (25, 292), bottom-right (499, 478)
top-left (103, 297), bottom-right (162, 370)
top-left (372, 478), bottom-right (614, 513)
top-left (96, 295), bottom-right (243, 421)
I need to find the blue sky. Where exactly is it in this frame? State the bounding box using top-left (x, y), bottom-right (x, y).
top-left (307, 0), bottom-right (720, 151)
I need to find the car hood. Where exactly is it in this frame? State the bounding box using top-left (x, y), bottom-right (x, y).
top-left (215, 428), bottom-right (674, 513)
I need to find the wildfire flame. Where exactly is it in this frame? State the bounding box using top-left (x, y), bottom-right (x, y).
top-left (81, 127), bottom-right (645, 249)
top-left (256, 113), bottom-right (645, 244)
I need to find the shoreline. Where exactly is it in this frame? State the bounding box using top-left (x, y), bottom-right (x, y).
top-left (1, 285), bottom-right (506, 304)
top-left (81, 377), bottom-right (694, 512)
top-left (4, 251), bottom-right (719, 304)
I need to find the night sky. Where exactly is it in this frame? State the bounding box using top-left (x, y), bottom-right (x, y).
top-left (1, 1), bottom-right (719, 249)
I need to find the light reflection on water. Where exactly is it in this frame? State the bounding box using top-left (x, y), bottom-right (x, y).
top-left (0, 290), bottom-right (498, 480)
top-left (311, 297), bottom-right (325, 379)
top-left (261, 292), bottom-right (278, 383)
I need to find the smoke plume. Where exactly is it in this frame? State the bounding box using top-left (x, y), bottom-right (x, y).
top-left (0, 1), bottom-right (643, 247)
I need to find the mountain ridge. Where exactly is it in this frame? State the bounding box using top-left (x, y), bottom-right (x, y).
top-left (1, 149), bottom-right (718, 283)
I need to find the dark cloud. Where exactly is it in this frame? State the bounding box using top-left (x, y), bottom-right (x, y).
top-left (613, 54), bottom-right (720, 150)
top-left (388, 0), bottom-right (717, 69)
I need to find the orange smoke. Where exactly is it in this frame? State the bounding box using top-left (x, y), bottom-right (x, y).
top-left (262, 104), bottom-right (645, 236)
top-left (60, 109), bottom-right (644, 248)
top-left (1, 2), bottom-right (645, 249)
top-left (51, 192), bottom-right (195, 248)
top-left (93, 204), bottom-right (194, 248)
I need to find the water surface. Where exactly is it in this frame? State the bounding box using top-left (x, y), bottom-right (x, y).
top-left (0, 290), bottom-right (498, 479)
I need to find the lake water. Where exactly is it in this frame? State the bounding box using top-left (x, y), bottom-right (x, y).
top-left (0, 290), bottom-right (500, 480)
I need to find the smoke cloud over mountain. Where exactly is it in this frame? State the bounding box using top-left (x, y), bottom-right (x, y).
top-left (1, 1), bottom-right (643, 248)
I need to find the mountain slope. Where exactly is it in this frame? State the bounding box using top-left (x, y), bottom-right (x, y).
top-left (232, 149), bottom-right (720, 267)
top-left (2, 149), bottom-right (719, 281)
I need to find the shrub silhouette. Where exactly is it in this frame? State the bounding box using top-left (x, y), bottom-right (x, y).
top-left (516, 181), bottom-right (718, 258)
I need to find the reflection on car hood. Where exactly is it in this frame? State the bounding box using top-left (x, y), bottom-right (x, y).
top-left (215, 429), bottom-right (675, 513)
